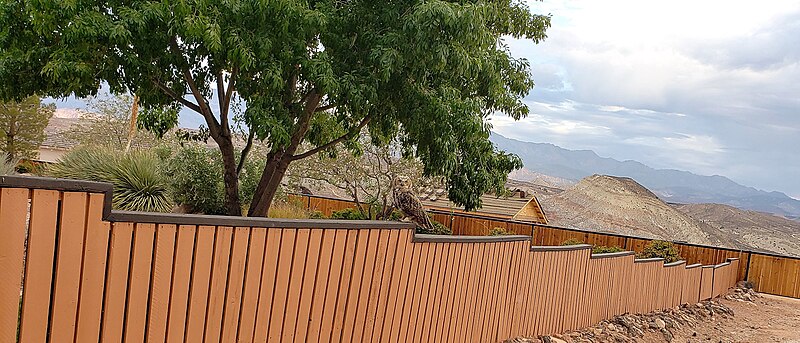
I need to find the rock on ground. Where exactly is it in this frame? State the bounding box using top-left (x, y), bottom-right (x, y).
top-left (506, 284), bottom-right (800, 343)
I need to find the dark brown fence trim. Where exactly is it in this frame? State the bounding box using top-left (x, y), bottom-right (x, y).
top-left (0, 175), bottom-right (115, 218)
top-left (296, 192), bottom-right (800, 262)
top-left (589, 251), bottom-right (635, 259)
top-left (0, 176), bottom-right (415, 230)
top-left (426, 208), bottom-right (535, 226)
top-left (412, 234), bottom-right (531, 243)
top-left (109, 211), bottom-right (415, 229)
top-left (664, 260), bottom-right (687, 267)
top-left (634, 258), bottom-right (665, 263)
top-left (531, 244), bottom-right (592, 252)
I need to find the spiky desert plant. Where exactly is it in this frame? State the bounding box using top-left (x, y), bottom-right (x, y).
top-left (110, 152), bottom-right (172, 212)
top-left (47, 147), bottom-right (172, 212)
top-left (46, 147), bottom-right (118, 181)
top-left (0, 153), bottom-right (16, 175)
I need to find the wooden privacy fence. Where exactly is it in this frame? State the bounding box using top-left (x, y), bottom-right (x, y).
top-left (1, 177), bottom-right (741, 343)
top-left (288, 194), bottom-right (800, 299)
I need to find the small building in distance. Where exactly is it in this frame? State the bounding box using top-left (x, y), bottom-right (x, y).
top-left (38, 116), bottom-right (79, 163)
top-left (419, 188), bottom-right (548, 224)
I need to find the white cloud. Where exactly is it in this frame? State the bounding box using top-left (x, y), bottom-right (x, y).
top-left (499, 0), bottom-right (800, 195)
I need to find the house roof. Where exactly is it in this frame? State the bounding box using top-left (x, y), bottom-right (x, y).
top-left (41, 117), bottom-right (80, 150)
top-left (419, 189), bottom-right (548, 224)
top-left (295, 181), bottom-right (548, 224)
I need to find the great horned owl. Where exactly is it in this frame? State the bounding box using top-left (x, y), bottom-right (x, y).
top-left (392, 177), bottom-right (434, 231)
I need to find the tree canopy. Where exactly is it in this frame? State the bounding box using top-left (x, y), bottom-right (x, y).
top-left (0, 0), bottom-right (550, 216)
top-left (0, 95), bottom-right (54, 162)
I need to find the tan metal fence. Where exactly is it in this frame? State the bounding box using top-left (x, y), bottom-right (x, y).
top-left (1, 177), bottom-right (741, 343)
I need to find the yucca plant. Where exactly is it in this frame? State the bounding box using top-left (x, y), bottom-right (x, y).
top-left (0, 153), bottom-right (16, 175)
top-left (110, 152), bottom-right (172, 212)
top-left (48, 147), bottom-right (172, 212)
top-left (46, 147), bottom-right (118, 181)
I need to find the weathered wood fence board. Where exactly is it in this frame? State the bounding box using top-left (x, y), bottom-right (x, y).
top-left (0, 177), bottom-right (749, 343)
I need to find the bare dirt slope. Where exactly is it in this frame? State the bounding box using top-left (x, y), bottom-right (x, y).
top-left (674, 203), bottom-right (800, 257)
top-left (537, 174), bottom-right (731, 246)
top-left (656, 293), bottom-right (800, 343)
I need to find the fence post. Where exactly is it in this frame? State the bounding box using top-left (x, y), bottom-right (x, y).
top-left (744, 252), bottom-right (752, 281)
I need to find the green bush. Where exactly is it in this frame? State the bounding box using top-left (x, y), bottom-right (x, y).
top-left (417, 221), bottom-right (452, 235)
top-left (47, 147), bottom-right (172, 212)
top-left (308, 211), bottom-right (326, 219)
top-left (330, 207), bottom-right (368, 220)
top-left (561, 239), bottom-right (624, 254)
top-left (488, 227), bottom-right (511, 236)
top-left (163, 144), bottom-right (226, 214)
top-left (592, 245), bottom-right (624, 254)
top-left (561, 238), bottom-right (585, 246)
top-left (637, 240), bottom-right (682, 263)
top-left (238, 156), bottom-right (266, 206)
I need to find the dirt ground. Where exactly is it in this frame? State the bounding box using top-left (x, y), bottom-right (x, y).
top-left (642, 293), bottom-right (800, 343)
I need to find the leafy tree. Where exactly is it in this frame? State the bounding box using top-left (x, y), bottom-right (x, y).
top-left (0, 95), bottom-right (54, 162)
top-left (64, 94), bottom-right (162, 150)
top-left (0, 0), bottom-right (550, 216)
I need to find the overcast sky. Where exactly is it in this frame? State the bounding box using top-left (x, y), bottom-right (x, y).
top-left (490, 0), bottom-right (800, 198)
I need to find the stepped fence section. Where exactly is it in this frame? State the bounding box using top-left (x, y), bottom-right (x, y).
top-left (0, 177), bottom-right (743, 343)
top-left (289, 193), bottom-right (800, 299)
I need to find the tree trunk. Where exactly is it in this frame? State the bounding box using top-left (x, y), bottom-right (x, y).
top-left (247, 153), bottom-right (292, 217)
top-left (248, 91), bottom-right (322, 217)
top-left (215, 135), bottom-right (242, 216)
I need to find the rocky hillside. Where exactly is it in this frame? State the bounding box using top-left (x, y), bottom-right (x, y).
top-left (674, 203), bottom-right (800, 256)
top-left (492, 132), bottom-right (800, 219)
top-left (536, 175), bottom-right (733, 246)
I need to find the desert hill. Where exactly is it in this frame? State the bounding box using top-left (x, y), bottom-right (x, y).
top-left (673, 203), bottom-right (800, 256)
top-left (509, 174), bottom-right (800, 256)
top-left (532, 175), bottom-right (733, 246)
top-left (491, 133), bottom-right (800, 219)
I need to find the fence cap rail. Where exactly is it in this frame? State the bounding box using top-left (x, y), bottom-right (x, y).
top-left (714, 262), bottom-right (731, 268)
top-left (664, 260), bottom-right (687, 267)
top-left (686, 263), bottom-right (703, 269)
top-left (590, 251), bottom-right (635, 259)
top-left (413, 234), bottom-right (531, 243)
top-left (531, 244), bottom-right (592, 252)
top-left (634, 257), bottom-right (665, 263)
top-left (0, 175), bottom-right (415, 229)
top-left (109, 211), bottom-right (416, 229)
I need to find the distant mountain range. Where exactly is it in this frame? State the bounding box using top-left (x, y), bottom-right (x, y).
top-left (491, 133), bottom-right (800, 220)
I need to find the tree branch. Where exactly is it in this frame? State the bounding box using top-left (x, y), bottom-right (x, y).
top-left (168, 36), bottom-right (221, 134)
top-left (289, 115), bottom-right (372, 161)
top-left (216, 70), bottom-right (228, 134)
top-left (152, 80), bottom-right (203, 113)
top-left (314, 103), bottom-right (337, 112)
top-left (224, 67), bottom-right (237, 118)
top-left (236, 130), bottom-right (255, 175)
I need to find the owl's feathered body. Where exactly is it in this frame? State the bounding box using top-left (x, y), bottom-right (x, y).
top-left (392, 178), bottom-right (434, 231)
